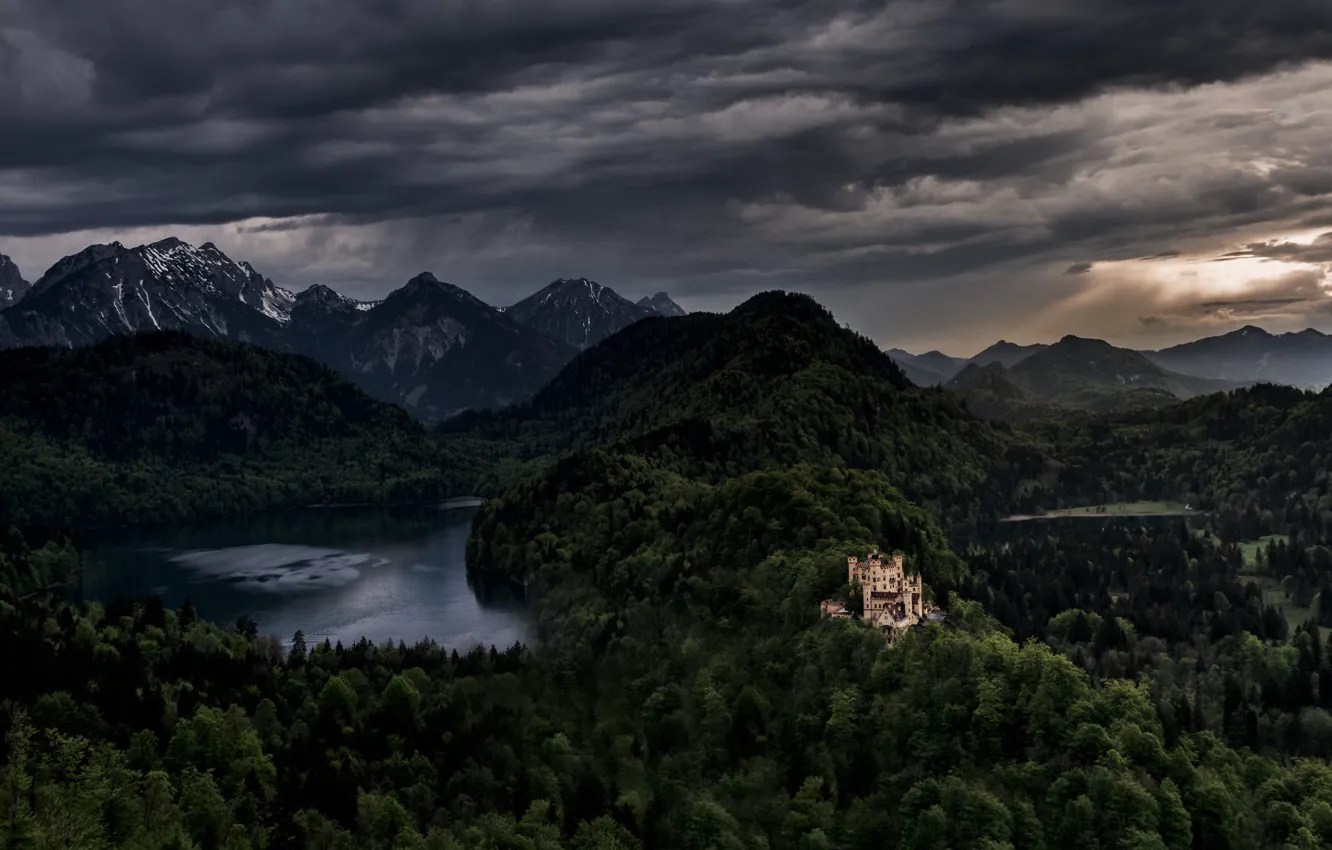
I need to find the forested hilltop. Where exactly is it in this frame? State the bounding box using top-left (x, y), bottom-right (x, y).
top-left (5, 294), bottom-right (1332, 846)
top-left (0, 332), bottom-right (496, 533)
top-left (447, 293), bottom-right (1039, 530)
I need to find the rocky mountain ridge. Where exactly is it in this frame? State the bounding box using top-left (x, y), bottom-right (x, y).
top-left (638, 292), bottom-right (687, 317)
top-left (506, 277), bottom-right (654, 350)
top-left (0, 254), bottom-right (29, 307)
top-left (0, 239), bottom-right (686, 420)
top-left (0, 238), bottom-right (294, 351)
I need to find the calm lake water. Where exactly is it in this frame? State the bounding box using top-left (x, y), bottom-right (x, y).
top-left (80, 505), bottom-right (528, 650)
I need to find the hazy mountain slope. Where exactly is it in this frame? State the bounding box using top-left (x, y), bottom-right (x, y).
top-left (893, 358), bottom-right (950, 387)
top-left (887, 348), bottom-right (968, 385)
top-left (908, 324), bottom-right (1332, 395)
top-left (1007, 335), bottom-right (1243, 410)
top-left (506, 277), bottom-right (653, 350)
top-left (891, 340), bottom-right (1043, 384)
top-left (910, 350), bottom-right (969, 378)
top-left (1145, 325), bottom-right (1332, 388)
top-left (968, 340), bottom-right (1047, 369)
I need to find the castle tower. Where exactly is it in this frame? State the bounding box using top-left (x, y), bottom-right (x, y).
top-left (845, 549), bottom-right (929, 625)
top-left (905, 570), bottom-right (923, 618)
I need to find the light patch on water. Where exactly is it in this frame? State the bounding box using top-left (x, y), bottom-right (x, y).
top-left (168, 544), bottom-right (370, 593)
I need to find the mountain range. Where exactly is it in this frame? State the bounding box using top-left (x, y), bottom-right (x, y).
top-left (946, 335), bottom-right (1242, 419)
top-left (887, 340), bottom-right (1053, 387)
top-left (893, 325), bottom-right (1332, 400)
top-left (1144, 326), bottom-right (1332, 387)
top-left (0, 240), bottom-right (686, 422)
top-left (7, 236), bottom-right (1332, 424)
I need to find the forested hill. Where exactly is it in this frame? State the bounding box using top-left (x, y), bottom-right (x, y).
top-left (447, 291), bottom-right (1031, 524)
top-left (0, 331), bottom-right (478, 531)
top-left (6, 300), bottom-right (1332, 845)
top-left (0, 330), bottom-right (421, 453)
top-left (451, 291), bottom-right (1332, 847)
top-left (1023, 383), bottom-right (1332, 536)
top-left (453, 291), bottom-right (913, 442)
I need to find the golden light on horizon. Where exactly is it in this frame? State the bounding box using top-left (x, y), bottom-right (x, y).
top-left (1080, 228), bottom-right (1331, 301)
top-left (1020, 228), bottom-right (1332, 345)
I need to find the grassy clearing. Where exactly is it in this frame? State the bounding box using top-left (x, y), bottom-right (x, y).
top-left (1003, 500), bottom-right (1200, 521)
top-left (1238, 534), bottom-right (1289, 567)
top-left (1193, 532), bottom-right (1290, 569)
top-left (1239, 570), bottom-right (1318, 636)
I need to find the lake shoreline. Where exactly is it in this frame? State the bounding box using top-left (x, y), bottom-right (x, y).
top-left (79, 503), bottom-right (527, 652)
top-left (304, 496), bottom-right (486, 510)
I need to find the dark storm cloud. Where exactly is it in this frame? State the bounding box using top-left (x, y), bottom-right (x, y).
top-left (4, 0), bottom-right (1332, 329)
top-left (1231, 232), bottom-right (1332, 263)
top-left (15, 0), bottom-right (1332, 118)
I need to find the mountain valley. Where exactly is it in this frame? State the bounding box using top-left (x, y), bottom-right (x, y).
top-left (12, 4), bottom-right (1332, 845)
top-left (3, 287), bottom-right (1332, 848)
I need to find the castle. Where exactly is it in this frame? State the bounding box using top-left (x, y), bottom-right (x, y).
top-left (821, 550), bottom-right (934, 633)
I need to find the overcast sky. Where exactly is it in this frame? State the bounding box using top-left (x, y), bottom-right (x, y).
top-left (4, 0), bottom-right (1332, 355)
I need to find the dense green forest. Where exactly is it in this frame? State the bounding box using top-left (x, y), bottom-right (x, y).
top-left (0, 332), bottom-right (498, 532)
top-left (7, 295), bottom-right (1332, 846)
top-left (1023, 383), bottom-right (1332, 537)
top-left (446, 294), bottom-right (1029, 531)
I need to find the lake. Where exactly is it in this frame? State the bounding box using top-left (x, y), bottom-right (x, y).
top-left (79, 505), bottom-right (528, 650)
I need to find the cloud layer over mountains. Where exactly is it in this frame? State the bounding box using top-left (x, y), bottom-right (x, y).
top-left (4, 0), bottom-right (1332, 350)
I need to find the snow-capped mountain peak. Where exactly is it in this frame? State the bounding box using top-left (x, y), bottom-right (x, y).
top-left (293, 283), bottom-right (381, 315)
top-left (0, 237), bottom-right (295, 349)
top-left (506, 276), bottom-right (653, 350)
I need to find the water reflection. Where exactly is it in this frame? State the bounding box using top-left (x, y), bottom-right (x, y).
top-left (80, 505), bottom-right (527, 651)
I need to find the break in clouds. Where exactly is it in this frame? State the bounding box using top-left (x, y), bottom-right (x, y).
top-left (4, 0), bottom-right (1332, 352)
